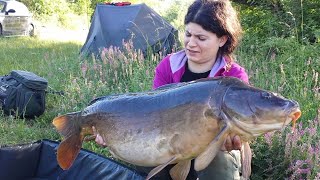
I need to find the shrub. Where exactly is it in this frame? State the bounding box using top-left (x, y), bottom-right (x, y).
top-left (235, 0), bottom-right (320, 43)
top-left (251, 109), bottom-right (320, 179)
top-left (20, 0), bottom-right (70, 21)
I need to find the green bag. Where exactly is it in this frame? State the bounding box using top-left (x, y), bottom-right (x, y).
top-left (0, 70), bottom-right (48, 118)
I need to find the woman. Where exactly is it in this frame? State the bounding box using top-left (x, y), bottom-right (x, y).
top-left (152, 0), bottom-right (249, 179)
top-left (95, 0), bottom-right (249, 179)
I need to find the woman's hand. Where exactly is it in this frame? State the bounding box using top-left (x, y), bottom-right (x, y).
top-left (221, 135), bottom-right (242, 151)
top-left (92, 126), bottom-right (107, 146)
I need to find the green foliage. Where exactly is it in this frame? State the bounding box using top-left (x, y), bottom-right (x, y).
top-left (19, 0), bottom-right (70, 20)
top-left (69, 0), bottom-right (92, 15)
top-left (234, 0), bottom-right (320, 43)
top-left (236, 5), bottom-right (285, 38)
top-left (281, 0), bottom-right (320, 43)
top-left (251, 132), bottom-right (289, 180)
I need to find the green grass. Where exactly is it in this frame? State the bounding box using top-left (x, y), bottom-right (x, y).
top-left (237, 37), bottom-right (320, 121)
top-left (0, 37), bottom-right (82, 144)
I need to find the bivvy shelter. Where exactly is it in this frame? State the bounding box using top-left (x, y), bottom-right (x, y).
top-left (0, 139), bottom-right (146, 179)
top-left (80, 3), bottom-right (179, 57)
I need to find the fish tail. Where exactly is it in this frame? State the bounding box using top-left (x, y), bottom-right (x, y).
top-left (52, 112), bottom-right (93, 170)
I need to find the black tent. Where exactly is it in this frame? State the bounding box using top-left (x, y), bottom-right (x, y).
top-left (0, 139), bottom-right (146, 180)
top-left (80, 3), bottom-right (179, 57)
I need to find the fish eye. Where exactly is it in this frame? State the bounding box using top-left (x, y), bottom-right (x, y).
top-left (261, 92), bottom-right (272, 99)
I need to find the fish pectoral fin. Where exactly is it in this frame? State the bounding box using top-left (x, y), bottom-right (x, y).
top-left (57, 133), bottom-right (83, 170)
top-left (241, 142), bottom-right (252, 179)
top-left (194, 123), bottom-right (229, 171)
top-left (146, 156), bottom-right (177, 180)
top-left (169, 159), bottom-right (191, 180)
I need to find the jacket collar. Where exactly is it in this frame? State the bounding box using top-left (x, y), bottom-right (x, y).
top-left (170, 50), bottom-right (227, 76)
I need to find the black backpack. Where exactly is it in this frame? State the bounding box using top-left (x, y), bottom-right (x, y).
top-left (0, 70), bottom-right (48, 119)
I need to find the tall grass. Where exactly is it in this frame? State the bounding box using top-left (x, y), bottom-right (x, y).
top-left (0, 37), bottom-right (82, 144)
top-left (237, 37), bottom-right (319, 121)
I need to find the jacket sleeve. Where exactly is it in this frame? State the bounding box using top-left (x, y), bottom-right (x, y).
top-left (152, 56), bottom-right (173, 89)
top-left (226, 63), bottom-right (249, 84)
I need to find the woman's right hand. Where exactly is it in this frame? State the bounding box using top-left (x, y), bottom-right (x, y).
top-left (92, 126), bottom-right (107, 146)
top-left (221, 134), bottom-right (241, 151)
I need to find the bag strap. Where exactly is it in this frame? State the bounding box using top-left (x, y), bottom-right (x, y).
top-left (45, 86), bottom-right (65, 96)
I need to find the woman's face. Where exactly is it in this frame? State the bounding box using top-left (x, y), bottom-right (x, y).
top-left (184, 22), bottom-right (227, 65)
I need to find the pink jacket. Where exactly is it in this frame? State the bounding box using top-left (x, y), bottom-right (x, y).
top-left (153, 50), bottom-right (248, 89)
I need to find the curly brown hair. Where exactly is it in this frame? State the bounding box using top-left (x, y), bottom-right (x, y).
top-left (184, 0), bottom-right (242, 59)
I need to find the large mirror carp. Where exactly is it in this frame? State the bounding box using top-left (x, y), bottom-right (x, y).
top-left (53, 77), bottom-right (301, 180)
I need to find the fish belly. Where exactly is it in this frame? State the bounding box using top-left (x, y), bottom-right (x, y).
top-left (108, 136), bottom-right (176, 167)
top-left (105, 125), bottom-right (218, 167)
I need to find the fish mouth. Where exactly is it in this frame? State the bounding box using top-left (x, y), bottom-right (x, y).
top-left (284, 108), bottom-right (301, 132)
top-left (228, 108), bottom-right (301, 138)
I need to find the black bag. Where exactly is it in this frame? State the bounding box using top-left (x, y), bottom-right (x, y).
top-left (0, 70), bottom-right (48, 118)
